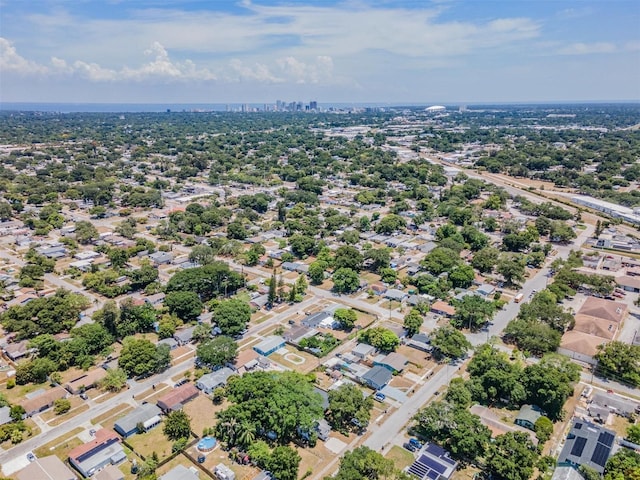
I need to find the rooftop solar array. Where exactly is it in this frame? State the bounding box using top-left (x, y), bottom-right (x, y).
top-left (591, 443), bottom-right (611, 468)
top-left (407, 443), bottom-right (458, 480)
top-left (598, 431), bottom-right (615, 448)
top-left (570, 437), bottom-right (587, 457)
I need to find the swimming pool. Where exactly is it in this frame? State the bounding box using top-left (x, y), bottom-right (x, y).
top-left (197, 436), bottom-right (216, 452)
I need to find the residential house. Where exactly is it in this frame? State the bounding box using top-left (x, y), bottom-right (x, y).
top-left (302, 311), bottom-right (332, 329)
top-left (361, 366), bottom-right (393, 390)
top-left (407, 443), bottom-right (458, 480)
top-left (249, 294), bottom-right (269, 310)
top-left (37, 245), bottom-right (67, 259)
top-left (284, 325), bottom-right (317, 345)
top-left (64, 368), bottom-right (108, 395)
top-left (0, 406), bottom-right (12, 426)
top-left (374, 352), bottom-right (408, 373)
top-left (156, 383), bottom-right (199, 412)
top-left (20, 386), bottom-right (67, 417)
top-left (369, 284), bottom-right (387, 295)
top-left (352, 343), bottom-right (376, 360)
top-left (160, 465), bottom-right (200, 480)
top-left (476, 284), bottom-right (496, 297)
top-left (514, 405), bottom-right (543, 431)
top-left (3, 339), bottom-right (35, 361)
top-left (551, 466), bottom-right (587, 480)
top-left (173, 326), bottom-right (196, 345)
top-left (591, 392), bottom-right (639, 418)
top-left (113, 404), bottom-right (162, 438)
top-left (93, 465), bottom-right (125, 480)
top-left (158, 337), bottom-right (179, 350)
top-left (229, 349), bottom-right (261, 374)
top-left (407, 294), bottom-right (431, 307)
top-left (196, 367), bottom-right (234, 395)
top-left (145, 292), bottom-right (166, 306)
top-left (16, 455), bottom-right (77, 480)
top-left (5, 293), bottom-right (39, 309)
top-left (406, 333), bottom-right (431, 352)
top-left (383, 289), bottom-right (408, 302)
top-left (430, 300), bottom-right (456, 317)
top-left (616, 275), bottom-right (640, 293)
top-left (148, 251), bottom-right (173, 266)
top-left (281, 262), bottom-right (309, 273)
top-left (68, 428), bottom-right (126, 478)
top-left (557, 419), bottom-right (616, 474)
top-left (253, 336), bottom-right (285, 357)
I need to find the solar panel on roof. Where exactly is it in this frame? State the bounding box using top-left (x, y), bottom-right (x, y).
top-left (574, 423), bottom-right (582, 429)
top-left (441, 455), bottom-right (456, 465)
top-left (570, 437), bottom-right (587, 457)
top-left (598, 431), bottom-right (615, 447)
top-left (591, 443), bottom-right (612, 468)
top-left (427, 471), bottom-right (439, 480)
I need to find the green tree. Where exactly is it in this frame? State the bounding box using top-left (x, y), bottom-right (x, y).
top-left (100, 368), bottom-right (128, 392)
top-left (332, 268), bottom-right (360, 294)
top-left (595, 341), bottom-right (640, 387)
top-left (334, 246), bottom-right (363, 271)
top-left (196, 336), bottom-right (238, 368)
top-left (163, 410), bottom-right (192, 441)
top-left (518, 289), bottom-right (574, 332)
top-left (604, 448), bottom-right (640, 480)
top-left (215, 371), bottom-right (324, 446)
top-left (523, 355), bottom-right (580, 421)
top-left (366, 248), bottom-right (391, 273)
top-left (308, 261), bottom-right (326, 285)
top-left (74, 220), bottom-right (99, 245)
top-left (627, 424), bottom-right (640, 444)
top-left (375, 214), bottom-right (406, 234)
top-left (267, 445), bottom-right (301, 480)
top-left (164, 290), bottom-right (203, 322)
top-left (118, 337), bottom-right (170, 378)
top-left (421, 247), bottom-right (461, 275)
top-left (227, 221), bottom-right (248, 240)
top-left (497, 254), bottom-right (526, 286)
top-left (330, 446), bottom-right (396, 480)
top-left (333, 308), bottom-right (357, 330)
top-left (451, 295), bottom-right (496, 331)
top-left (503, 318), bottom-right (562, 356)
top-left (471, 247), bottom-right (500, 273)
top-left (413, 401), bottom-right (491, 461)
top-left (403, 308), bottom-right (423, 337)
top-left (327, 384), bottom-right (374, 433)
top-left (358, 327), bottom-right (399, 352)
top-left (486, 432), bottom-right (538, 480)
top-left (534, 416), bottom-right (553, 444)
top-left (214, 298), bottom-right (251, 336)
top-left (430, 325), bottom-right (471, 360)
top-left (449, 264), bottom-right (475, 288)
top-left (53, 398), bottom-right (71, 415)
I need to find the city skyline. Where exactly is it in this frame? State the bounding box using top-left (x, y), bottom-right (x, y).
top-left (1, 0), bottom-right (639, 104)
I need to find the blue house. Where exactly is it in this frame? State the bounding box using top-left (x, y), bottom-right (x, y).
top-left (361, 366), bottom-right (393, 390)
top-left (253, 336), bottom-right (286, 357)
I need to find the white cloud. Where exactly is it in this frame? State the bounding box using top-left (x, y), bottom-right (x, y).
top-left (557, 42), bottom-right (616, 55)
top-left (0, 37), bottom-right (49, 75)
top-left (0, 37), bottom-right (216, 82)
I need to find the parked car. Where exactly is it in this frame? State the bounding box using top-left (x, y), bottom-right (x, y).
top-left (26, 452), bottom-right (36, 462)
top-left (403, 442), bottom-right (418, 452)
top-left (409, 438), bottom-right (423, 449)
top-left (373, 392), bottom-right (386, 402)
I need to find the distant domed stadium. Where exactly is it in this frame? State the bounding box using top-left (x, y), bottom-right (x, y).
top-left (425, 105), bottom-right (446, 112)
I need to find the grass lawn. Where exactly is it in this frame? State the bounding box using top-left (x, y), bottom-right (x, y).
top-left (0, 381), bottom-right (51, 405)
top-left (48, 404), bottom-right (90, 427)
top-left (34, 427), bottom-right (84, 459)
top-left (41, 396), bottom-right (86, 423)
top-left (183, 394), bottom-right (224, 437)
top-left (127, 425), bottom-right (173, 460)
top-left (91, 404), bottom-right (133, 428)
top-left (385, 445), bottom-right (415, 470)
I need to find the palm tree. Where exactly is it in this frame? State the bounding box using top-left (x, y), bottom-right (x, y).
top-left (237, 421), bottom-right (256, 448)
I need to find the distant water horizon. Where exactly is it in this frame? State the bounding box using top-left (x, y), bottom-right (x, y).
top-left (1, 100), bottom-right (638, 113)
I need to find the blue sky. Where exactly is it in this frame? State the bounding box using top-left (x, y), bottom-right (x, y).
top-left (1, 0), bottom-right (639, 104)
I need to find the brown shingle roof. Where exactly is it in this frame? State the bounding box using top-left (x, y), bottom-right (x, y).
top-left (573, 315), bottom-right (618, 340)
top-left (20, 386), bottom-right (67, 415)
top-left (156, 383), bottom-right (199, 411)
top-left (64, 368), bottom-right (107, 394)
top-left (68, 428), bottom-right (120, 463)
top-left (578, 297), bottom-right (627, 324)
